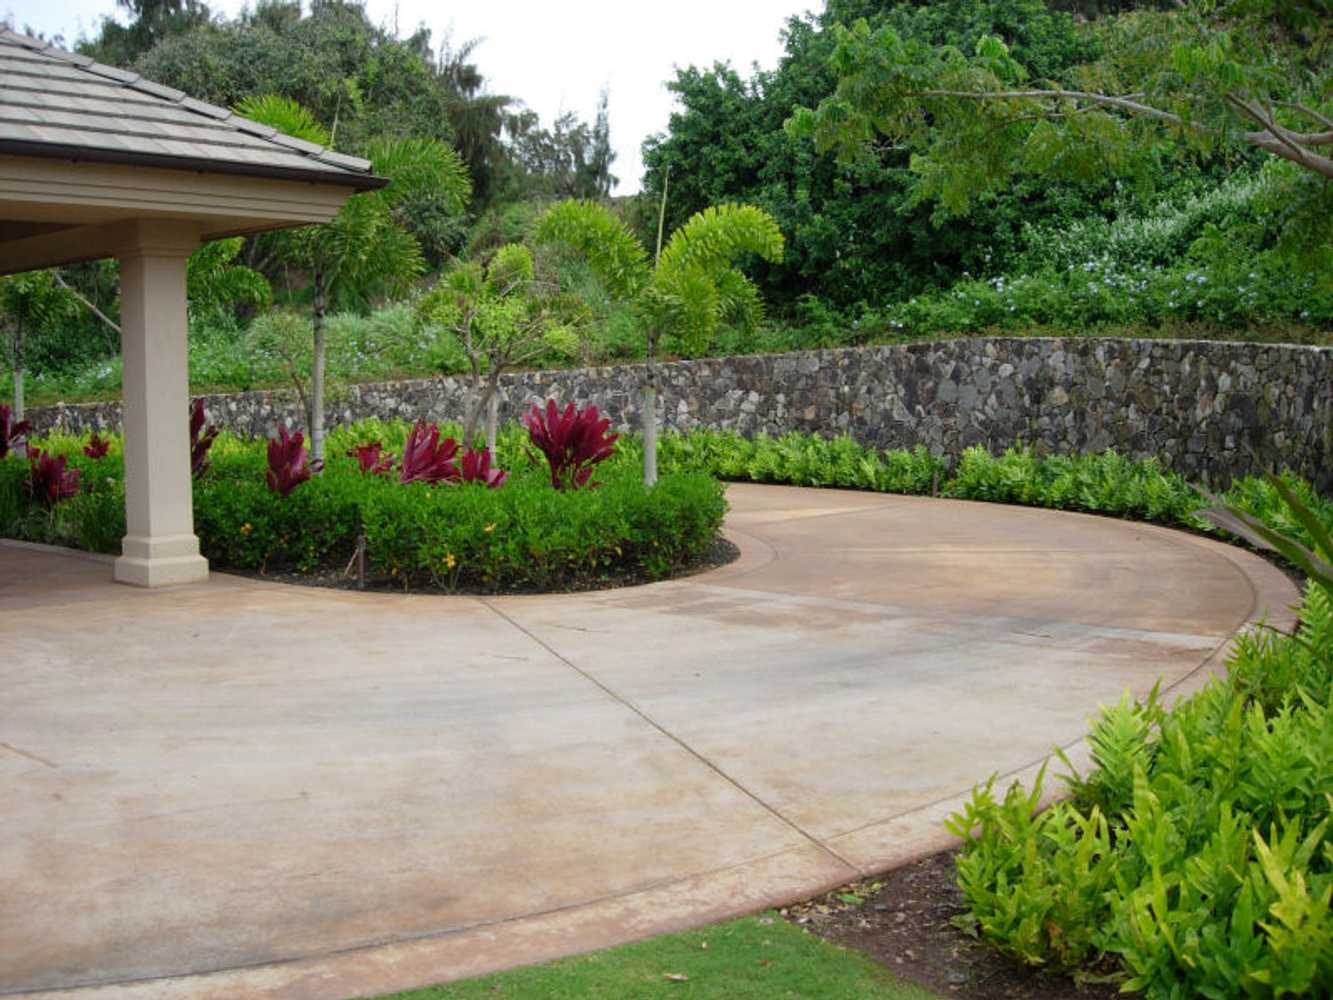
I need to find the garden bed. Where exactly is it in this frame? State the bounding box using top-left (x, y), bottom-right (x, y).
top-left (0, 415), bottom-right (729, 594)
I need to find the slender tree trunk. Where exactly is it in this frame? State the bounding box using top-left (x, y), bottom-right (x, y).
top-left (311, 278), bottom-right (327, 468)
top-left (642, 332), bottom-right (658, 488)
top-left (485, 380), bottom-right (500, 462)
top-left (462, 374), bottom-right (485, 449)
top-left (12, 322), bottom-right (25, 459)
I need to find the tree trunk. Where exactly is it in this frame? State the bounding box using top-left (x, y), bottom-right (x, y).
top-left (12, 322), bottom-right (24, 459)
top-left (485, 383), bottom-right (500, 462)
top-left (642, 334), bottom-right (658, 488)
top-left (462, 377), bottom-right (486, 449)
top-left (311, 280), bottom-right (327, 468)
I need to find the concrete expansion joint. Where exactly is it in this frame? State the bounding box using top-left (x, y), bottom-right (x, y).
top-left (477, 597), bottom-right (865, 877)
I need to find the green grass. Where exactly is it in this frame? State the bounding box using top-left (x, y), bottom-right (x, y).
top-left (375, 914), bottom-right (938, 999)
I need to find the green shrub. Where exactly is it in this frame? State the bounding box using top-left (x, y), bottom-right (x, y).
top-left (4, 421), bottom-right (726, 593)
top-left (949, 573), bottom-right (1333, 998)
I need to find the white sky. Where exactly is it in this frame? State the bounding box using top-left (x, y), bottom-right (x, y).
top-left (4, 0), bottom-right (811, 193)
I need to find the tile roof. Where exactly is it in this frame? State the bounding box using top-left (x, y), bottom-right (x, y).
top-left (0, 28), bottom-right (384, 189)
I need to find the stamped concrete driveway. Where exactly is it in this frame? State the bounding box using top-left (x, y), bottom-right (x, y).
top-left (1, 483), bottom-right (1297, 1000)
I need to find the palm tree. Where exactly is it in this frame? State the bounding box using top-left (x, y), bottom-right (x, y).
top-left (0, 270), bottom-right (80, 453)
top-left (238, 96), bottom-right (472, 463)
top-left (535, 199), bottom-right (783, 485)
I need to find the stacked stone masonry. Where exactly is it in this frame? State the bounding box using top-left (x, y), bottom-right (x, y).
top-left (27, 337), bottom-right (1332, 491)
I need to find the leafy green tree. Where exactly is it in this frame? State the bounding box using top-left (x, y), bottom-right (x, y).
top-left (240, 95), bottom-right (472, 465)
top-left (0, 271), bottom-right (80, 445)
top-left (640, 0), bottom-right (1116, 310)
top-left (788, 0), bottom-right (1332, 264)
top-left (536, 200), bottom-right (783, 485)
top-left (505, 89), bottom-right (618, 200)
top-left (79, 0), bottom-right (212, 68)
top-left (417, 245), bottom-right (584, 457)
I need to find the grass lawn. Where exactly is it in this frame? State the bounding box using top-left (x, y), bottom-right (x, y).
top-left (375, 913), bottom-right (939, 999)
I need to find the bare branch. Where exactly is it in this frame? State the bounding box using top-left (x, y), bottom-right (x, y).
top-left (52, 271), bottom-right (120, 337)
top-left (915, 89), bottom-right (1190, 129)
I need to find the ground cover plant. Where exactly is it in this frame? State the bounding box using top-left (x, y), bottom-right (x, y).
top-left (375, 912), bottom-right (939, 1000)
top-left (0, 413), bottom-right (725, 594)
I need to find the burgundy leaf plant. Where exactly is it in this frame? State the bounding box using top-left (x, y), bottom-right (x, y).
top-left (83, 432), bottom-right (111, 460)
top-left (348, 440), bottom-right (396, 477)
top-left (399, 420), bottom-right (460, 485)
top-left (0, 404), bottom-right (31, 460)
top-left (266, 425), bottom-right (315, 498)
top-left (190, 399), bottom-right (219, 479)
top-left (460, 448), bottom-right (509, 489)
top-left (25, 448), bottom-right (81, 505)
top-left (524, 399), bottom-right (619, 490)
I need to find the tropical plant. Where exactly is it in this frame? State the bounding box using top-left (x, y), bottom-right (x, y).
top-left (189, 399), bottom-right (219, 479)
top-left (265, 425), bottom-right (314, 498)
top-left (348, 440), bottom-right (396, 476)
top-left (238, 95), bottom-right (472, 465)
top-left (459, 447), bottom-right (508, 489)
top-left (524, 399), bottom-right (619, 491)
top-left (0, 404), bottom-right (31, 460)
top-left (25, 449), bottom-right (81, 506)
top-left (398, 420), bottom-right (461, 485)
top-left (0, 270), bottom-right (80, 446)
top-left (417, 243), bottom-right (584, 457)
top-left (82, 433), bottom-right (110, 460)
top-left (535, 199), bottom-right (783, 484)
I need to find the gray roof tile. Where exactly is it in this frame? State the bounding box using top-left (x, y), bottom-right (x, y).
top-left (0, 28), bottom-right (383, 189)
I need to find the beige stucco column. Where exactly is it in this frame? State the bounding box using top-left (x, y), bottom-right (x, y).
top-left (113, 221), bottom-right (209, 588)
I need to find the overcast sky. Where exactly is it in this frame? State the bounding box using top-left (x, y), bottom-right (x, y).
top-left (5, 0), bottom-right (810, 193)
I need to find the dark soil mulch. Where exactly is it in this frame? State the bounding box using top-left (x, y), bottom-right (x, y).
top-left (784, 848), bottom-right (1125, 1000)
top-left (218, 535), bottom-right (741, 596)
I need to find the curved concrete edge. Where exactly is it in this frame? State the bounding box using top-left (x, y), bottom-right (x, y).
top-left (825, 519), bottom-right (1303, 874)
top-left (2, 508), bottom-right (1306, 1000)
top-left (11, 844), bottom-right (857, 1000)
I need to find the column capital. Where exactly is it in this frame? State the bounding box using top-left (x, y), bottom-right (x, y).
top-left (112, 219), bottom-right (203, 259)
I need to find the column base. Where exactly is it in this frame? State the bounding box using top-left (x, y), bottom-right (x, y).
top-left (114, 534), bottom-right (209, 587)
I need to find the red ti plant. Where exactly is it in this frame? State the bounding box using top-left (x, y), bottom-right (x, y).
top-left (265, 425), bottom-right (314, 498)
top-left (348, 441), bottom-right (396, 477)
top-left (524, 399), bottom-right (619, 490)
top-left (398, 420), bottom-right (460, 485)
top-left (189, 399), bottom-right (219, 479)
top-left (83, 432), bottom-right (111, 460)
top-left (25, 448), bottom-right (81, 505)
top-left (460, 447), bottom-right (509, 489)
top-left (0, 404), bottom-right (31, 460)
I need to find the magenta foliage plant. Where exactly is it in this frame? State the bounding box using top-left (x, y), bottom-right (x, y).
top-left (190, 399), bottom-right (219, 479)
top-left (460, 448), bottom-right (509, 489)
top-left (399, 421), bottom-right (460, 485)
top-left (0, 404), bottom-right (31, 460)
top-left (348, 440), bottom-right (396, 477)
top-left (524, 399), bottom-right (619, 490)
top-left (83, 432), bottom-right (111, 460)
top-left (25, 449), bottom-right (81, 505)
top-left (266, 425), bottom-right (314, 498)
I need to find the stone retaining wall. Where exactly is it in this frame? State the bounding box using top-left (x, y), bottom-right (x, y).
top-left (26, 337), bottom-right (1332, 490)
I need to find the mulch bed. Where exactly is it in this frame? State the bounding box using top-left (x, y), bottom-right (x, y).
top-left (220, 535), bottom-right (741, 596)
top-left (784, 848), bottom-right (1124, 1000)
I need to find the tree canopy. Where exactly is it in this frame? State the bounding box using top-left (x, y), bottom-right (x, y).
top-left (788, 0), bottom-right (1332, 260)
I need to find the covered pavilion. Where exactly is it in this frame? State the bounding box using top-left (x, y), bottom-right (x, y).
top-left (0, 28), bottom-right (382, 586)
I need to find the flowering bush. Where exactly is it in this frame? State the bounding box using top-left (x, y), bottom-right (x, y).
top-left (524, 400), bottom-right (619, 490)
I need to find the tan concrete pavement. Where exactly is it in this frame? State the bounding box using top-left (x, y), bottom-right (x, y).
top-left (0, 484), bottom-right (1298, 1000)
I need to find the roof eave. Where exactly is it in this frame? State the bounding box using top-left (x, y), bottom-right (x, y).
top-left (0, 140), bottom-right (390, 193)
